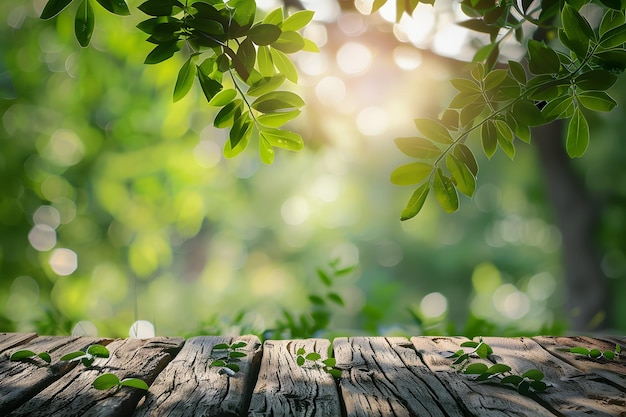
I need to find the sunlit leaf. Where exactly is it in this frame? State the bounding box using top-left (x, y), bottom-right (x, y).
top-left (400, 183), bottom-right (429, 220)
top-left (453, 144), bottom-right (478, 176)
top-left (270, 48), bottom-right (298, 82)
top-left (296, 355), bottom-right (305, 366)
top-left (214, 100), bottom-right (241, 128)
top-left (87, 344), bottom-right (110, 358)
top-left (494, 120), bottom-right (514, 159)
top-left (259, 128), bottom-right (303, 151)
top-left (305, 352), bottom-right (321, 361)
top-left (173, 57), bottom-right (197, 102)
top-left (75, 0), bottom-right (95, 47)
top-left (433, 169), bottom-right (459, 213)
top-left (263, 7), bottom-right (283, 25)
top-left (394, 137), bottom-right (442, 159)
top-left (390, 162), bottom-right (433, 186)
top-left (272, 31), bottom-right (306, 54)
top-left (281, 10), bottom-right (315, 31)
top-left (482, 69), bottom-right (508, 91)
top-left (251, 91), bottom-right (304, 113)
top-left (566, 108), bottom-right (589, 158)
top-left (209, 88), bottom-right (237, 106)
top-left (414, 118), bottom-right (453, 144)
top-left (577, 91), bottom-right (617, 112)
top-left (256, 110), bottom-right (300, 127)
top-left (41, 0), bottom-right (75, 19)
top-left (61, 351), bottom-right (86, 361)
top-left (259, 136), bottom-right (275, 164)
top-left (450, 78), bottom-right (480, 93)
top-left (93, 373), bottom-right (120, 390)
top-left (486, 363), bottom-right (511, 374)
top-left (248, 23), bottom-right (282, 46)
top-left (446, 154), bottom-right (476, 197)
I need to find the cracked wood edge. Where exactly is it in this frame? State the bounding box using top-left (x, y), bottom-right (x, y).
top-left (133, 335), bottom-right (261, 417)
top-left (483, 336), bottom-right (626, 416)
top-left (0, 335), bottom-right (113, 415)
top-left (248, 338), bottom-right (341, 417)
top-left (532, 335), bottom-right (626, 390)
top-left (411, 337), bottom-right (556, 417)
top-left (334, 336), bottom-right (465, 417)
top-left (0, 333), bottom-right (38, 353)
top-left (8, 336), bottom-right (184, 417)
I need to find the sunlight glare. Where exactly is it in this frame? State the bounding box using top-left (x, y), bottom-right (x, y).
top-left (493, 284), bottom-right (530, 320)
top-left (420, 292), bottom-right (448, 318)
top-left (298, 52), bottom-right (329, 76)
top-left (356, 106), bottom-right (388, 136)
top-left (49, 248), bottom-right (78, 276)
top-left (315, 76), bottom-right (346, 107)
top-left (393, 45), bottom-right (422, 70)
top-left (310, 175), bottom-right (341, 203)
top-left (303, 22), bottom-right (328, 48)
top-left (281, 196), bottom-right (310, 225)
top-left (354, 0), bottom-right (374, 15)
top-left (432, 22), bottom-right (468, 57)
top-left (337, 42), bottom-right (372, 74)
top-left (130, 320), bottom-right (156, 338)
top-left (301, 0), bottom-right (341, 22)
top-left (395, 7), bottom-right (435, 47)
top-left (338, 12), bottom-right (366, 36)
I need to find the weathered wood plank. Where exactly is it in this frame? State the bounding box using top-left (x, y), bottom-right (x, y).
top-left (248, 339), bottom-right (341, 416)
top-left (133, 335), bottom-right (261, 417)
top-left (8, 336), bottom-right (183, 417)
top-left (0, 332), bottom-right (38, 352)
top-left (412, 336), bottom-right (556, 417)
top-left (0, 335), bottom-right (112, 415)
top-left (333, 337), bottom-right (465, 417)
top-left (533, 335), bottom-right (626, 390)
top-left (484, 336), bottom-right (626, 416)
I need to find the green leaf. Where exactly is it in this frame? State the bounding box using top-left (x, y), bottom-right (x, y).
top-left (475, 342), bottom-right (493, 358)
top-left (235, 38), bottom-right (256, 81)
top-left (414, 118), bottom-right (453, 144)
top-left (282, 10), bottom-right (315, 31)
top-left (38, 352), bottom-right (52, 363)
top-left (508, 60), bottom-right (526, 84)
top-left (589, 348), bottom-right (602, 359)
top-left (225, 113), bottom-right (252, 158)
top-left (495, 120), bottom-right (515, 160)
top-left (296, 347), bottom-right (306, 355)
top-left (460, 341), bottom-right (479, 348)
top-left (433, 169), bottom-right (459, 213)
top-left (327, 292), bottom-right (344, 306)
top-left (138, 0), bottom-right (184, 16)
top-left (210, 359), bottom-right (226, 367)
top-left (144, 40), bottom-right (180, 64)
top-left (512, 100), bottom-right (544, 126)
top-left (10, 350), bottom-right (37, 361)
top-left (521, 369), bottom-right (544, 381)
top-left (305, 352), bottom-right (321, 361)
top-left (322, 358), bottom-right (336, 367)
top-left (231, 342), bottom-right (247, 349)
top-left (82, 357), bottom-right (95, 367)
top-left (173, 57), bottom-right (197, 102)
top-left (197, 69), bottom-right (222, 102)
top-left (270, 48), bottom-right (298, 82)
top-left (93, 373), bottom-right (120, 390)
top-left (599, 9), bottom-right (625, 36)
top-left (41, 0), bottom-right (75, 19)
top-left (251, 91), bottom-right (304, 113)
top-left (400, 183), bottom-right (429, 221)
top-left (464, 363), bottom-right (488, 374)
top-left (603, 351), bottom-right (615, 360)
top-left (486, 364), bottom-right (511, 374)
top-left (61, 351), bottom-right (86, 361)
top-left (446, 154), bottom-right (476, 197)
top-left (309, 295), bottom-right (325, 305)
top-left (256, 110), bottom-right (300, 128)
top-left (263, 7), bottom-right (283, 25)
top-left (248, 23), bottom-right (282, 46)
top-left (87, 344), bottom-right (110, 358)
top-left (566, 108), bottom-right (589, 158)
top-left (272, 31), bottom-right (306, 54)
top-left (247, 75), bottom-right (285, 97)
top-left (209, 88), bottom-right (237, 106)
top-left (371, 0), bottom-right (387, 14)
top-left (599, 23), bottom-right (626, 48)
top-left (226, 363), bottom-right (240, 372)
top-left (94, 0), bottom-right (130, 15)
top-left (229, 351), bottom-right (246, 358)
top-left (460, 101), bottom-right (486, 126)
top-left (450, 78), bottom-right (480, 93)
top-left (575, 70), bottom-right (618, 91)
top-left (501, 375), bottom-right (524, 385)
top-left (296, 355), bottom-right (305, 366)
top-left (482, 69), bottom-right (508, 91)
top-left (394, 137), bottom-right (442, 159)
top-left (530, 380), bottom-right (547, 392)
top-left (259, 128), bottom-right (303, 151)
top-left (577, 91), bottom-right (617, 112)
top-left (527, 40), bottom-right (560, 75)
top-left (453, 144), bottom-right (478, 176)
top-left (257, 46), bottom-right (275, 77)
top-left (328, 368), bottom-right (342, 378)
top-left (390, 162), bottom-right (433, 186)
top-left (213, 343), bottom-right (230, 350)
top-left (542, 96), bottom-right (575, 120)
top-left (119, 378), bottom-right (149, 390)
top-left (481, 120), bottom-right (497, 159)
top-left (227, 0), bottom-right (256, 30)
top-left (215, 102), bottom-right (240, 128)
top-left (75, 0), bottom-right (95, 47)
top-left (561, 4), bottom-right (594, 56)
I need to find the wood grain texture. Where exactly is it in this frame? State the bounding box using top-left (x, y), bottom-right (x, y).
top-left (334, 336), bottom-right (465, 417)
top-left (248, 338), bottom-right (341, 417)
top-left (412, 336), bottom-right (556, 417)
top-left (7, 336), bottom-right (183, 417)
top-left (134, 335), bottom-right (261, 417)
top-left (0, 335), bottom-right (111, 415)
top-left (484, 336), bottom-right (626, 416)
top-left (0, 332), bottom-right (38, 353)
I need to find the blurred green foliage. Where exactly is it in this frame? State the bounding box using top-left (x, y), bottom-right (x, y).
top-left (1, 1), bottom-right (625, 338)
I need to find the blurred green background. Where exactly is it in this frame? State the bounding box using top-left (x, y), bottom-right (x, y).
top-left (1, 0), bottom-right (625, 338)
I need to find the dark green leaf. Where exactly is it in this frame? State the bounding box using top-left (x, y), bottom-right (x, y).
top-left (94, 0), bottom-right (130, 15)
top-left (453, 144), bottom-right (478, 176)
top-left (575, 70), bottom-right (618, 91)
top-left (144, 40), bottom-right (180, 64)
top-left (542, 95), bottom-right (575, 121)
top-left (119, 378), bottom-right (149, 390)
top-left (501, 375), bottom-right (524, 385)
top-left (229, 351), bottom-right (246, 358)
top-left (562, 4), bottom-right (594, 56)
top-left (433, 168), bottom-right (459, 213)
top-left (566, 108), bottom-right (589, 158)
top-left (87, 344), bottom-right (110, 358)
top-left (38, 352), bottom-right (52, 363)
top-left (138, 0), bottom-right (184, 16)
top-left (93, 373), bottom-right (120, 390)
top-left (464, 363), bottom-right (488, 374)
top-left (486, 364), bottom-right (511, 374)
top-left (226, 363), bottom-right (240, 372)
top-left (400, 183), bottom-right (429, 220)
top-left (251, 91), bottom-right (304, 113)
top-left (327, 292), bottom-right (344, 306)
top-left (390, 162), bottom-right (433, 186)
top-left (483, 69), bottom-right (508, 91)
top-left (272, 31), bottom-right (306, 54)
top-left (41, 0), bottom-right (74, 19)
top-left (475, 342), bottom-right (492, 358)
top-left (530, 380), bottom-right (547, 392)
top-left (259, 128), bottom-right (303, 151)
top-left (577, 91), bottom-right (617, 112)
top-left (213, 343), bottom-right (230, 350)
top-left (512, 100), bottom-right (544, 126)
top-left (197, 68), bottom-right (222, 102)
top-left (589, 348), bottom-right (602, 358)
top-left (61, 351), bottom-right (86, 361)
top-left (600, 23), bottom-right (626, 48)
top-left (281, 9), bottom-right (315, 31)
top-left (210, 359), bottom-right (226, 367)
top-left (599, 9), bottom-right (625, 36)
top-left (10, 350), bottom-right (37, 361)
top-left (495, 120), bottom-right (514, 160)
top-left (460, 101), bottom-right (486, 126)
top-left (527, 40), bottom-right (560, 74)
top-left (231, 342), bottom-right (248, 349)
top-left (508, 60), bottom-right (526, 84)
top-left (75, 0), bottom-right (95, 47)
top-left (309, 295), bottom-right (325, 305)
top-left (82, 357), bottom-right (95, 367)
top-left (296, 355), bottom-right (305, 366)
top-left (394, 137), bottom-right (442, 159)
top-left (305, 352), bottom-right (321, 361)
top-left (227, 0), bottom-right (256, 30)
top-left (518, 380), bottom-right (531, 395)
top-left (481, 120), bottom-right (497, 158)
top-left (173, 57), bottom-right (197, 102)
top-left (234, 39), bottom-right (255, 81)
top-left (521, 369), bottom-right (544, 381)
top-left (603, 350), bottom-right (615, 360)
top-left (248, 23), bottom-right (282, 46)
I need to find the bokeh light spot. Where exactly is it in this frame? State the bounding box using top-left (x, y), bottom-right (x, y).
top-left (281, 196), bottom-right (310, 225)
top-left (130, 320), bottom-right (156, 339)
top-left (337, 42), bottom-right (372, 74)
top-left (72, 321), bottom-right (98, 336)
top-left (34, 205), bottom-right (61, 229)
top-left (393, 45), bottom-right (423, 70)
top-left (356, 106), bottom-right (388, 136)
top-left (43, 129), bottom-right (85, 166)
top-left (527, 272), bottom-right (557, 301)
top-left (49, 248), bottom-right (78, 276)
top-left (28, 224), bottom-right (57, 251)
top-left (315, 76), bottom-right (346, 107)
top-left (471, 262), bottom-right (502, 293)
top-left (420, 292), bottom-right (448, 318)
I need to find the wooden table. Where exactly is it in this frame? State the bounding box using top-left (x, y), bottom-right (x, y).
top-left (1, 333), bottom-right (624, 416)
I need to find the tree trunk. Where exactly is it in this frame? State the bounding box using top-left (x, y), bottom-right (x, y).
top-left (533, 122), bottom-right (609, 331)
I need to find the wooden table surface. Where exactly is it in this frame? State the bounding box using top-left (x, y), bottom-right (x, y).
top-left (1, 333), bottom-right (624, 416)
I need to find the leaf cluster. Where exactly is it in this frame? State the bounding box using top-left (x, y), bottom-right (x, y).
top-left (10, 344), bottom-right (148, 391)
top-left (448, 338), bottom-right (548, 396)
top-left (209, 341), bottom-right (248, 375)
top-left (294, 347), bottom-right (341, 378)
top-left (563, 343), bottom-right (622, 361)
top-left (390, 0), bottom-right (626, 219)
